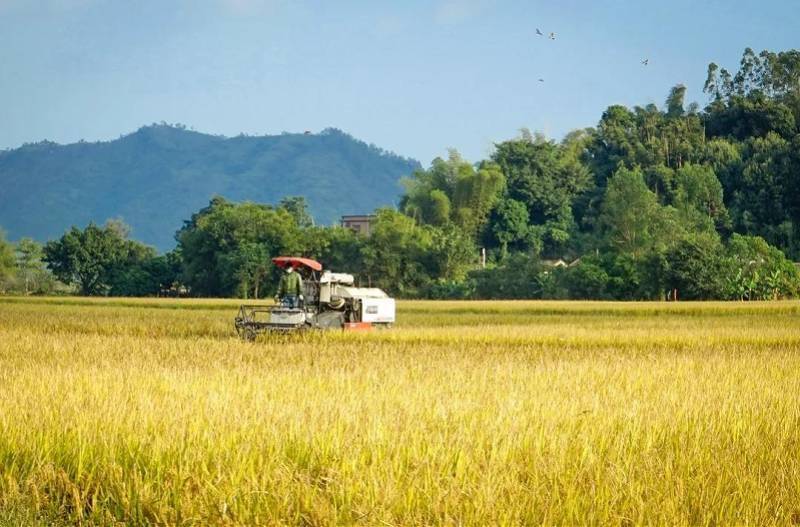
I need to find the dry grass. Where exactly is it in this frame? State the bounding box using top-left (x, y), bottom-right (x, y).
top-left (0, 297), bottom-right (799, 525)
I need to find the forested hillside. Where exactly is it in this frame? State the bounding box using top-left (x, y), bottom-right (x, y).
top-left (0, 126), bottom-right (419, 250)
top-left (2, 48), bottom-right (800, 300)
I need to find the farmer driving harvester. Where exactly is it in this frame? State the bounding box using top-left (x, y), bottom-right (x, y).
top-left (275, 264), bottom-right (303, 308)
top-left (235, 256), bottom-right (396, 338)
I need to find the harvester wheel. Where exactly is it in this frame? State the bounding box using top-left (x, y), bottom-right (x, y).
top-left (243, 326), bottom-right (258, 342)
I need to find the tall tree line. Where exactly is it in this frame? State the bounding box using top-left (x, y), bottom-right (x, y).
top-left (2, 48), bottom-right (799, 300)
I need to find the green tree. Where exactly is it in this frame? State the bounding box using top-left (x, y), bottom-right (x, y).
top-left (488, 198), bottom-right (533, 257)
top-left (427, 224), bottom-right (477, 281)
top-left (643, 165), bottom-right (675, 201)
top-left (590, 105), bottom-right (642, 184)
top-left (107, 236), bottom-right (160, 296)
top-left (43, 223), bottom-right (122, 295)
top-left (0, 230), bottom-right (15, 293)
top-left (142, 252), bottom-right (183, 296)
top-left (279, 196), bottom-right (314, 228)
top-left (701, 138), bottom-right (742, 193)
top-left (469, 253), bottom-right (546, 299)
top-left (15, 238), bottom-right (51, 295)
top-left (492, 134), bottom-right (590, 254)
top-left (599, 167), bottom-right (663, 257)
top-left (723, 234), bottom-right (800, 300)
top-left (219, 242), bottom-right (271, 299)
top-left (361, 209), bottom-right (433, 296)
top-left (301, 226), bottom-right (364, 273)
top-left (724, 132), bottom-right (797, 254)
top-left (177, 197), bottom-right (302, 297)
top-left (401, 151), bottom-right (504, 237)
top-left (703, 49), bottom-right (798, 140)
top-left (401, 151), bottom-right (467, 225)
top-left (666, 84), bottom-right (687, 117)
top-left (664, 232), bottom-right (726, 300)
top-left (602, 252), bottom-right (646, 300)
top-left (589, 98), bottom-right (706, 189)
top-left (451, 161), bottom-right (505, 236)
top-left (559, 259), bottom-right (609, 299)
top-left (672, 164), bottom-right (730, 232)
top-left (43, 221), bottom-right (157, 296)
top-left (426, 189), bottom-right (452, 226)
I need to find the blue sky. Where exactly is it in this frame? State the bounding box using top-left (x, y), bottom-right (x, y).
top-left (1, 0), bottom-right (798, 164)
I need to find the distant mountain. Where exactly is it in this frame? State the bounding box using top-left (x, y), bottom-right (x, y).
top-left (0, 125), bottom-right (420, 251)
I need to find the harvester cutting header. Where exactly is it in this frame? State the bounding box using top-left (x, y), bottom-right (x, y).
top-left (235, 256), bottom-right (395, 340)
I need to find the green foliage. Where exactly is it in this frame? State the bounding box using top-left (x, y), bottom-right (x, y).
top-left (703, 48), bottom-right (800, 139)
top-left (600, 167), bottom-right (663, 256)
top-left (451, 161), bottom-right (505, 236)
top-left (589, 98), bottom-right (707, 190)
top-left (426, 224), bottom-right (477, 281)
top-left (42, 221), bottom-right (159, 296)
top-left (601, 253), bottom-right (645, 300)
top-left (723, 234), bottom-right (800, 300)
top-left (361, 209), bottom-right (433, 296)
top-left (699, 48), bottom-right (800, 258)
top-left (301, 226), bottom-right (363, 272)
top-left (672, 163), bottom-right (730, 232)
top-left (488, 198), bottom-right (534, 257)
top-left (427, 189), bottom-right (452, 226)
top-left (491, 134), bottom-right (590, 255)
top-left (177, 197), bottom-right (302, 297)
top-left (0, 230), bottom-right (16, 293)
top-left (468, 254), bottom-right (547, 299)
top-left (401, 151), bottom-right (463, 225)
top-left (144, 252), bottom-right (183, 295)
top-left (666, 84), bottom-right (687, 118)
top-left (558, 259), bottom-right (610, 299)
top-left (663, 232), bottom-right (727, 300)
top-left (720, 132), bottom-right (799, 254)
top-left (13, 238), bottom-right (61, 295)
top-left (14, 238), bottom-right (42, 294)
top-left (401, 151), bottom-right (505, 236)
top-left (279, 196), bottom-right (314, 229)
top-left (424, 278), bottom-right (477, 300)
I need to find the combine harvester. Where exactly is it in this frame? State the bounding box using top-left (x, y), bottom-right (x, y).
top-left (235, 256), bottom-right (395, 340)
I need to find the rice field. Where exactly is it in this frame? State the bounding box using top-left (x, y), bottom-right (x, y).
top-left (1, 297), bottom-right (799, 525)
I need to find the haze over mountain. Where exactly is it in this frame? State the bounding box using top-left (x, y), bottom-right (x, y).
top-left (0, 125), bottom-right (420, 251)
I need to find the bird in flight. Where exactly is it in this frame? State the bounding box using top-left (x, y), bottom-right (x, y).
top-left (536, 28), bottom-right (543, 36)
top-left (641, 58), bottom-right (649, 66)
top-left (538, 78), bottom-right (545, 82)
top-left (548, 32), bottom-right (556, 40)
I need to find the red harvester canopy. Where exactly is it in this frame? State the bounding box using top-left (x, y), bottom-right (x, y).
top-left (272, 256), bottom-right (323, 271)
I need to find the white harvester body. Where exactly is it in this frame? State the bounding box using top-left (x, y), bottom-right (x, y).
top-left (319, 270), bottom-right (396, 325)
top-left (337, 286), bottom-right (396, 323)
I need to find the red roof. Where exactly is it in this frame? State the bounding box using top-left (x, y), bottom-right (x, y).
top-left (272, 256), bottom-right (323, 271)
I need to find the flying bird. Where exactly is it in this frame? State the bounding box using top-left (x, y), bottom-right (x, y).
top-left (538, 78), bottom-right (545, 82)
top-left (641, 59), bottom-right (649, 66)
top-left (536, 28), bottom-right (543, 36)
top-left (548, 32), bottom-right (556, 40)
